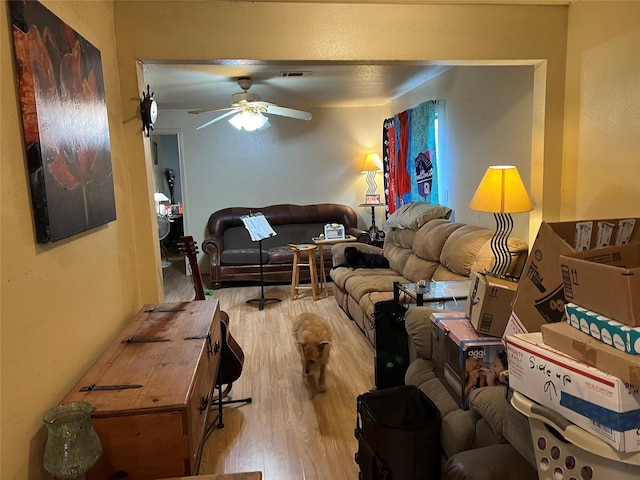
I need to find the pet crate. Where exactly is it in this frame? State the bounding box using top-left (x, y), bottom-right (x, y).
top-left (511, 391), bottom-right (640, 480)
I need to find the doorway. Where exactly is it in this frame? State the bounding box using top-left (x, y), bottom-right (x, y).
top-left (151, 130), bottom-right (185, 257)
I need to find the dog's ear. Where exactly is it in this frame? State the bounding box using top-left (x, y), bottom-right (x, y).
top-left (317, 341), bottom-right (330, 353)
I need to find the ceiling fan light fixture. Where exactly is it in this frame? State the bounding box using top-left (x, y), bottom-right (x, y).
top-left (191, 76), bottom-right (311, 130)
top-left (228, 110), bottom-right (269, 131)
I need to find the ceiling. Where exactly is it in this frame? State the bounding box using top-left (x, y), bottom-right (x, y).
top-left (143, 61), bottom-right (451, 112)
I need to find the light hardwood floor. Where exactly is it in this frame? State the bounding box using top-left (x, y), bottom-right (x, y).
top-left (163, 259), bottom-right (375, 480)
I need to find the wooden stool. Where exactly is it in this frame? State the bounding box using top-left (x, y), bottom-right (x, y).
top-left (288, 244), bottom-right (319, 300)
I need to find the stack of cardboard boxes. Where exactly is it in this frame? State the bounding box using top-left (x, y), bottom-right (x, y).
top-left (427, 268), bottom-right (520, 409)
top-left (427, 244), bottom-right (526, 409)
top-left (505, 218), bottom-right (640, 458)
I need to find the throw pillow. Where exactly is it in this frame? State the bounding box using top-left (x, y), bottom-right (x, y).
top-left (386, 202), bottom-right (453, 231)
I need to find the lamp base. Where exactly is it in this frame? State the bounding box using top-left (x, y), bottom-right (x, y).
top-left (490, 213), bottom-right (514, 277)
top-left (369, 225), bottom-right (385, 243)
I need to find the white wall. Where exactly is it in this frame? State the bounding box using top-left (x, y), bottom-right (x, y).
top-left (390, 65), bottom-right (534, 241)
top-left (562, 2), bottom-right (640, 220)
top-left (154, 105), bottom-right (386, 257)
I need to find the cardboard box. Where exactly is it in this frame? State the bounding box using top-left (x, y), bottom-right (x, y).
top-left (506, 332), bottom-right (640, 452)
top-left (565, 303), bottom-right (640, 354)
top-left (466, 272), bottom-right (518, 337)
top-left (560, 243), bottom-right (640, 327)
top-left (541, 321), bottom-right (640, 387)
top-left (431, 313), bottom-right (507, 409)
top-left (511, 218), bottom-right (640, 333)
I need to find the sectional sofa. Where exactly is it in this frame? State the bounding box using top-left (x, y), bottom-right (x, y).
top-left (329, 204), bottom-right (528, 345)
top-left (329, 203), bottom-right (531, 461)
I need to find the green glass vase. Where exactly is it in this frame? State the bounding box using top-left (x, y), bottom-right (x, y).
top-left (43, 401), bottom-right (102, 479)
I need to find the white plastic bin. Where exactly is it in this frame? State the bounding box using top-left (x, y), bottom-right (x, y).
top-left (511, 391), bottom-right (640, 480)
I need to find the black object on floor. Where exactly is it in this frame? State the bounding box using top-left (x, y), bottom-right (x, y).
top-left (355, 385), bottom-right (442, 480)
top-left (373, 300), bottom-right (409, 389)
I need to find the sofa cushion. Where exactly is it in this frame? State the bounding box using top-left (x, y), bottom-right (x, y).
top-left (385, 227), bottom-right (416, 249)
top-left (431, 266), bottom-right (471, 281)
top-left (404, 357), bottom-right (436, 386)
top-left (223, 227), bottom-right (257, 250)
top-left (267, 246), bottom-right (296, 264)
top-left (468, 386), bottom-right (507, 440)
top-left (440, 408), bottom-right (477, 457)
top-left (419, 377), bottom-right (460, 419)
top-left (440, 225), bottom-right (494, 276)
top-left (272, 223), bottom-right (326, 245)
top-left (220, 248), bottom-right (266, 265)
top-left (331, 242), bottom-right (382, 267)
top-left (404, 306), bottom-right (441, 358)
top-left (469, 237), bottom-right (529, 276)
top-left (442, 444), bottom-right (537, 480)
top-left (474, 418), bottom-right (505, 449)
top-left (330, 264), bottom-right (398, 290)
top-left (412, 219), bottom-right (463, 262)
top-left (386, 202), bottom-right (453, 230)
top-left (359, 290), bottom-right (399, 327)
top-left (344, 272), bottom-right (406, 300)
top-left (401, 253), bottom-right (440, 282)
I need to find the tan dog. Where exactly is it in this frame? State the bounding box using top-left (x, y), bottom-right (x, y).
top-left (293, 312), bottom-right (332, 393)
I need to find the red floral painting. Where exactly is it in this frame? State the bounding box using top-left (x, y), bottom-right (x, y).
top-left (9, 0), bottom-right (116, 243)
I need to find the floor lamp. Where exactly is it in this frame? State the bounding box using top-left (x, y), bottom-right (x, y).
top-left (361, 153), bottom-right (385, 242)
top-left (469, 165), bottom-right (533, 277)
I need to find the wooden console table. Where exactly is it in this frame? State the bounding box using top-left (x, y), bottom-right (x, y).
top-left (63, 300), bottom-right (222, 480)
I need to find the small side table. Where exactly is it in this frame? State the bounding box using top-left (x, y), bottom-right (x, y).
top-left (394, 280), bottom-right (471, 309)
top-left (312, 235), bottom-right (358, 296)
top-left (359, 203), bottom-right (386, 245)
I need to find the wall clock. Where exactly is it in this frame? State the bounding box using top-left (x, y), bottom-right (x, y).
top-left (140, 84), bottom-right (157, 137)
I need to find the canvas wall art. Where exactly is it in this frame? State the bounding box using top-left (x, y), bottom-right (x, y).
top-left (9, 0), bottom-right (116, 243)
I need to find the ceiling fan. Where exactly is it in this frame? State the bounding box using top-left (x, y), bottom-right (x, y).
top-left (188, 77), bottom-right (313, 131)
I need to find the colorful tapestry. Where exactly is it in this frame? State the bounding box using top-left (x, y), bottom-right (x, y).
top-left (383, 100), bottom-right (438, 215)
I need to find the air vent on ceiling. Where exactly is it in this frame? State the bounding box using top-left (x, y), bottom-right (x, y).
top-left (280, 71), bottom-right (313, 77)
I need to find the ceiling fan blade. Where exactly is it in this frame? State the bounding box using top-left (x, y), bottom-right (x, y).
top-left (264, 105), bottom-right (313, 121)
top-left (195, 109), bottom-right (240, 130)
top-left (188, 106), bottom-right (236, 115)
top-left (259, 118), bottom-right (271, 131)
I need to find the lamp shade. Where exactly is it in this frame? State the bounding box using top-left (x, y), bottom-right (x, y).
top-left (469, 165), bottom-right (533, 214)
top-left (361, 153), bottom-right (382, 172)
top-left (154, 192), bottom-right (170, 203)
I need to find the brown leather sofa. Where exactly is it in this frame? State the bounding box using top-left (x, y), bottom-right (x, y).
top-left (202, 203), bottom-right (369, 289)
